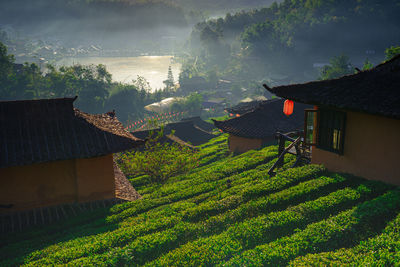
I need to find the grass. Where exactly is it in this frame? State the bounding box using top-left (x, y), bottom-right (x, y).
top-left (0, 134), bottom-right (399, 266)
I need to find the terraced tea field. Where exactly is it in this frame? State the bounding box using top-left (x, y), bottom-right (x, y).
top-left (1, 134), bottom-right (399, 266)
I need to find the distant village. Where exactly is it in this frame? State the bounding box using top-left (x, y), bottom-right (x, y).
top-left (0, 25), bottom-right (177, 66)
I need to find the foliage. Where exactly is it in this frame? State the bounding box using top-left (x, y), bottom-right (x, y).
top-left (385, 45), bottom-right (400, 61)
top-left (362, 58), bottom-right (374, 70)
top-left (170, 92), bottom-right (203, 114)
top-left (289, 211), bottom-right (400, 266)
top-left (226, 190), bottom-right (400, 266)
top-left (319, 54), bottom-right (354, 80)
top-left (0, 135), bottom-right (399, 266)
top-left (182, 0), bottom-right (400, 86)
top-left (132, 75), bottom-right (152, 93)
top-left (163, 65), bottom-right (175, 91)
top-left (0, 43), bottom-right (173, 122)
top-left (119, 126), bottom-right (199, 183)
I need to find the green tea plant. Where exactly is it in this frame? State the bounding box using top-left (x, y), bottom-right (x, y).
top-left (119, 126), bottom-right (199, 183)
top-left (147, 181), bottom-right (390, 266)
top-left (288, 212), bottom-right (400, 266)
top-left (1, 134), bottom-right (399, 267)
top-left (226, 190), bottom-right (400, 266)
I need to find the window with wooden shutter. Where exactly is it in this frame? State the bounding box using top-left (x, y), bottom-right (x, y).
top-left (317, 108), bottom-right (346, 154)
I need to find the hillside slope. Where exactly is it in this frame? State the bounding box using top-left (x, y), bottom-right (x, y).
top-left (185, 0), bottom-right (400, 83)
top-left (0, 134), bottom-right (399, 266)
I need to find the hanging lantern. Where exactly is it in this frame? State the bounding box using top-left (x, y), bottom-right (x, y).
top-left (283, 100), bottom-right (294, 116)
top-left (236, 114), bottom-right (240, 117)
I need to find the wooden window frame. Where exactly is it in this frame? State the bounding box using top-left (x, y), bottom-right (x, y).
top-left (316, 108), bottom-right (346, 155)
top-left (303, 109), bottom-right (319, 146)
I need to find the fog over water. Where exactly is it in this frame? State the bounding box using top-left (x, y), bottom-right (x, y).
top-left (57, 56), bottom-right (182, 91)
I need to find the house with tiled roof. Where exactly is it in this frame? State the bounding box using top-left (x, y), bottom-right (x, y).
top-left (181, 116), bottom-right (215, 133)
top-left (226, 99), bottom-right (267, 116)
top-left (165, 120), bottom-right (216, 146)
top-left (266, 55), bottom-right (400, 185)
top-left (213, 98), bottom-right (311, 154)
top-left (0, 97), bottom-right (144, 213)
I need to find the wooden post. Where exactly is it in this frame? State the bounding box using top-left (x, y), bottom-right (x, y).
top-left (60, 206), bottom-right (68, 218)
top-left (33, 208), bottom-right (37, 225)
top-left (40, 207), bottom-right (45, 224)
top-left (11, 214), bottom-right (14, 232)
top-left (18, 212), bottom-right (22, 231)
top-left (268, 137), bottom-right (301, 176)
top-left (277, 133), bottom-right (285, 168)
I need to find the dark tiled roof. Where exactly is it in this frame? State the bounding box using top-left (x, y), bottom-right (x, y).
top-left (213, 99), bottom-right (311, 139)
top-left (131, 129), bottom-right (196, 151)
top-left (226, 100), bottom-right (267, 115)
top-left (165, 120), bottom-right (216, 146)
top-left (0, 97), bottom-right (144, 168)
top-left (267, 55), bottom-right (400, 119)
top-left (181, 116), bottom-right (216, 132)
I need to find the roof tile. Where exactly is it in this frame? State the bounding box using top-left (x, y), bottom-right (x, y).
top-left (213, 99), bottom-right (311, 138)
top-left (268, 55), bottom-right (400, 119)
top-left (0, 97), bottom-right (144, 168)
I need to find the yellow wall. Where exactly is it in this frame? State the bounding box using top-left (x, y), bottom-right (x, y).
top-left (229, 134), bottom-right (274, 154)
top-left (75, 154), bottom-right (115, 202)
top-left (312, 111), bottom-right (400, 185)
top-left (0, 159), bottom-right (77, 211)
top-left (0, 154), bottom-right (116, 212)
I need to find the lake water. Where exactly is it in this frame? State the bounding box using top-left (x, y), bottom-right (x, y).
top-left (57, 56), bottom-right (181, 91)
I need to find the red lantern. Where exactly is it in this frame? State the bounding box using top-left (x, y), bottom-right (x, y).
top-left (283, 100), bottom-right (294, 116)
top-left (229, 113), bottom-right (233, 117)
top-left (236, 114), bottom-right (240, 117)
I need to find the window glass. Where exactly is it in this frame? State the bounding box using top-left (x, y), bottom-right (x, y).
top-left (317, 108), bottom-right (346, 154)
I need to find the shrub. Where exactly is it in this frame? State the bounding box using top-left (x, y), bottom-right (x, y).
top-left (226, 190), bottom-right (400, 266)
top-left (119, 127), bottom-right (199, 183)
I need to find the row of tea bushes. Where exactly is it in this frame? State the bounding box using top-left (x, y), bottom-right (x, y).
top-left (226, 190), bottom-right (400, 266)
top-left (146, 181), bottom-right (390, 266)
top-left (20, 165), bottom-right (325, 266)
top-left (289, 212), bottom-right (400, 266)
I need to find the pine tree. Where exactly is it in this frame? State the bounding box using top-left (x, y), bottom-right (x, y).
top-left (163, 65), bottom-right (174, 91)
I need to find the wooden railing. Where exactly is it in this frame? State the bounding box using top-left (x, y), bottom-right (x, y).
top-left (268, 131), bottom-right (311, 176)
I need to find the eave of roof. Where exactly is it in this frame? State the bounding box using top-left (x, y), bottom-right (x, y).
top-left (0, 97), bottom-right (144, 168)
top-left (213, 99), bottom-right (311, 139)
top-left (266, 55), bottom-right (400, 120)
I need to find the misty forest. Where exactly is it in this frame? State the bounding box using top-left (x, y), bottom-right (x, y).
top-left (1, 1), bottom-right (400, 266)
top-left (1, 0), bottom-right (399, 122)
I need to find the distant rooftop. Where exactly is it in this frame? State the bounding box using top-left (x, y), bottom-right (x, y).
top-left (214, 99), bottom-right (311, 139)
top-left (226, 99), bottom-right (268, 115)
